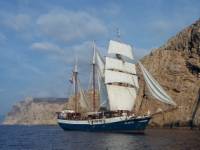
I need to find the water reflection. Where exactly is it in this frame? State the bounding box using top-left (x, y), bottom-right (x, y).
top-left (0, 126), bottom-right (200, 150)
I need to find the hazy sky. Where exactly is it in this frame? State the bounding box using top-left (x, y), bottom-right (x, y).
top-left (0, 0), bottom-right (200, 115)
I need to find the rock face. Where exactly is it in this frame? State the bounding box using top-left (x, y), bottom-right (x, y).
top-left (3, 97), bottom-right (67, 125)
top-left (3, 91), bottom-right (99, 125)
top-left (135, 19), bottom-right (200, 127)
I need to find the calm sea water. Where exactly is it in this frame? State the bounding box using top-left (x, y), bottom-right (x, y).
top-left (0, 125), bottom-right (199, 150)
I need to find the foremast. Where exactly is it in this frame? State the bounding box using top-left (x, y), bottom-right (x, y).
top-left (73, 57), bottom-right (78, 112)
top-left (70, 57), bottom-right (90, 113)
top-left (92, 41), bottom-right (96, 112)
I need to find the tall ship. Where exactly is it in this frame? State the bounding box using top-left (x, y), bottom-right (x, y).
top-left (57, 38), bottom-right (177, 133)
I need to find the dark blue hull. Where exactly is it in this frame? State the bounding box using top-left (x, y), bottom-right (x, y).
top-left (58, 117), bottom-right (151, 133)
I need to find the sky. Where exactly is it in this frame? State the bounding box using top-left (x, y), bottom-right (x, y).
top-left (0, 0), bottom-right (200, 115)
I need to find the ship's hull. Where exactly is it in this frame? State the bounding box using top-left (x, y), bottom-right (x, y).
top-left (57, 116), bottom-right (151, 133)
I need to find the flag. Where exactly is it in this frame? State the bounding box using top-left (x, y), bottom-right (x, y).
top-left (69, 74), bottom-right (74, 84)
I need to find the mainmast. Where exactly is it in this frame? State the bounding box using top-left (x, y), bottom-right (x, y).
top-left (74, 57), bottom-right (78, 112)
top-left (92, 41), bottom-right (96, 112)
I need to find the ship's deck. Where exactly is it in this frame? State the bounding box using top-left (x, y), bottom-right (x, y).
top-left (57, 110), bottom-right (148, 121)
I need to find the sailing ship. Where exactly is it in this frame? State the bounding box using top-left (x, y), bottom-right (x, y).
top-left (57, 39), bottom-right (176, 133)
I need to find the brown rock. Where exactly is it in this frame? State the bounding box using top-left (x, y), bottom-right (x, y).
top-left (135, 19), bottom-right (200, 127)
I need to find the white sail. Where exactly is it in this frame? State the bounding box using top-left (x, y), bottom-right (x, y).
top-left (105, 70), bottom-right (138, 88)
top-left (97, 69), bottom-right (109, 109)
top-left (106, 85), bottom-right (137, 110)
top-left (77, 79), bottom-right (90, 111)
top-left (105, 40), bottom-right (138, 111)
top-left (108, 40), bottom-right (133, 59)
top-left (138, 62), bottom-right (176, 106)
top-left (96, 49), bottom-right (105, 78)
top-left (105, 57), bottom-right (136, 75)
top-left (91, 44), bottom-right (108, 109)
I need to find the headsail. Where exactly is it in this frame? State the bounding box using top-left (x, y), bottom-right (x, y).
top-left (97, 69), bottom-right (109, 109)
top-left (77, 78), bottom-right (90, 111)
top-left (95, 49), bottom-right (105, 78)
top-left (138, 62), bottom-right (176, 106)
top-left (105, 40), bottom-right (139, 111)
top-left (93, 46), bottom-right (109, 109)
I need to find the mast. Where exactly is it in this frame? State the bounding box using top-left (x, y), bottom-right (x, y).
top-left (92, 41), bottom-right (96, 112)
top-left (74, 57), bottom-right (78, 112)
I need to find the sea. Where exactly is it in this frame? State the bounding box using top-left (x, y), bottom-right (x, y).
top-left (0, 125), bottom-right (199, 150)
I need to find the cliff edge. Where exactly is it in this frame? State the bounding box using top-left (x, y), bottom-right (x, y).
top-left (3, 97), bottom-right (67, 125)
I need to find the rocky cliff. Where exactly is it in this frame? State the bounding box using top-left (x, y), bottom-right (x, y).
top-left (135, 19), bottom-right (200, 127)
top-left (3, 97), bottom-right (67, 125)
top-left (3, 91), bottom-right (98, 125)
